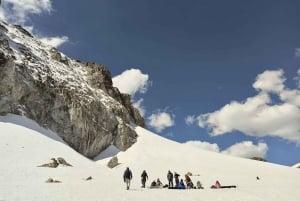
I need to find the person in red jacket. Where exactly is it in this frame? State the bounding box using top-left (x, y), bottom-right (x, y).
top-left (211, 180), bottom-right (221, 189)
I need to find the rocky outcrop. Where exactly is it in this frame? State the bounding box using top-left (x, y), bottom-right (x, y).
top-left (107, 156), bottom-right (119, 168)
top-left (251, 157), bottom-right (267, 162)
top-left (46, 178), bottom-right (61, 183)
top-left (57, 157), bottom-right (72, 167)
top-left (37, 158), bottom-right (59, 168)
top-left (0, 20), bottom-right (145, 158)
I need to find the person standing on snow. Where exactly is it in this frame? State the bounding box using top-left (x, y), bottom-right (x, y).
top-left (123, 167), bottom-right (133, 190)
top-left (141, 170), bottom-right (148, 188)
top-left (167, 170), bottom-right (174, 188)
top-left (174, 172), bottom-right (180, 187)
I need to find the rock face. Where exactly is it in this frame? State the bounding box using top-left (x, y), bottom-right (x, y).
top-left (107, 156), bottom-right (119, 168)
top-left (0, 20), bottom-right (145, 158)
top-left (251, 157), bottom-right (267, 162)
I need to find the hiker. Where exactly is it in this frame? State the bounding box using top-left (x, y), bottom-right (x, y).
top-left (185, 174), bottom-right (194, 189)
top-left (123, 167), bottom-right (133, 190)
top-left (167, 170), bottom-right (174, 188)
top-left (174, 172), bottom-right (180, 187)
top-left (141, 170), bottom-right (148, 188)
top-left (178, 179), bottom-right (185, 189)
top-left (211, 180), bottom-right (221, 189)
top-left (196, 181), bottom-right (204, 189)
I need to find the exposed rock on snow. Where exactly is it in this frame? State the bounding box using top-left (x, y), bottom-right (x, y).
top-left (0, 20), bottom-right (145, 158)
top-left (251, 156), bottom-right (267, 162)
top-left (107, 156), bottom-right (119, 168)
top-left (37, 158), bottom-right (59, 168)
top-left (46, 178), bottom-right (61, 183)
top-left (57, 157), bottom-right (72, 167)
top-left (85, 176), bottom-right (93, 180)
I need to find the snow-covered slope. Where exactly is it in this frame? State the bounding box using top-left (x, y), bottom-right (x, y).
top-left (1, 114), bottom-right (300, 201)
top-left (292, 163), bottom-right (300, 168)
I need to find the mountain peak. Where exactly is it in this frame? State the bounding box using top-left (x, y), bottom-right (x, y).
top-left (0, 20), bottom-right (145, 158)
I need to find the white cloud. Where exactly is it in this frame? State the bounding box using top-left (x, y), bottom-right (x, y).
top-left (252, 69), bottom-right (285, 93)
top-left (0, 0), bottom-right (69, 48)
top-left (113, 69), bottom-right (150, 97)
top-left (0, 0), bottom-right (52, 24)
top-left (221, 141), bottom-right (268, 159)
top-left (294, 69), bottom-right (300, 88)
top-left (40, 36), bottom-right (69, 48)
top-left (185, 115), bottom-right (196, 126)
top-left (184, 140), bottom-right (268, 159)
top-left (295, 48), bottom-right (300, 57)
top-left (148, 111), bottom-right (175, 133)
top-left (197, 69), bottom-right (300, 144)
top-left (184, 141), bottom-right (220, 152)
top-left (133, 98), bottom-right (146, 117)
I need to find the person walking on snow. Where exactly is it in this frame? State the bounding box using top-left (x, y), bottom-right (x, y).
top-left (141, 170), bottom-right (148, 188)
top-left (123, 167), bottom-right (133, 190)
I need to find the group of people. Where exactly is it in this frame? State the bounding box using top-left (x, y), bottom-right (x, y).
top-left (166, 170), bottom-right (203, 189)
top-left (123, 167), bottom-right (204, 190)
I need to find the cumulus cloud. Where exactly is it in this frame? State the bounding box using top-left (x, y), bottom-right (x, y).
top-left (252, 69), bottom-right (285, 93)
top-left (197, 69), bottom-right (300, 144)
top-left (184, 141), bottom-right (220, 152)
top-left (221, 141), bottom-right (268, 159)
top-left (0, 0), bottom-right (52, 24)
top-left (148, 111), bottom-right (175, 133)
top-left (184, 140), bottom-right (268, 159)
top-left (185, 115), bottom-right (196, 126)
top-left (40, 36), bottom-right (69, 48)
top-left (0, 0), bottom-right (69, 48)
top-left (113, 69), bottom-right (150, 97)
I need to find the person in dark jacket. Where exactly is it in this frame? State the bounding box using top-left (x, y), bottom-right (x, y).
top-left (123, 167), bottom-right (133, 190)
top-left (167, 170), bottom-right (174, 188)
top-left (141, 170), bottom-right (148, 188)
top-left (174, 172), bottom-right (180, 187)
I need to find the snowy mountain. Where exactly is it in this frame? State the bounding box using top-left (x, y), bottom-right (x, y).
top-left (1, 114), bottom-right (300, 201)
top-left (0, 20), bottom-right (144, 158)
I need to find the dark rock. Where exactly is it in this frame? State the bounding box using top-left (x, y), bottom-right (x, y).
top-left (57, 157), bottom-right (72, 166)
top-left (13, 25), bottom-right (33, 38)
top-left (37, 158), bottom-right (59, 168)
top-left (251, 157), bottom-right (267, 162)
top-left (86, 176), bottom-right (92, 180)
top-left (107, 156), bottom-right (119, 168)
top-left (46, 178), bottom-right (61, 183)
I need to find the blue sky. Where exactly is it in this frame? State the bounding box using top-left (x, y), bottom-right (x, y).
top-left (1, 0), bottom-right (300, 166)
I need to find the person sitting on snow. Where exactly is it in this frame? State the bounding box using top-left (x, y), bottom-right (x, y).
top-left (185, 174), bottom-right (194, 189)
top-left (178, 179), bottom-right (186, 189)
top-left (156, 178), bottom-right (162, 186)
top-left (196, 181), bottom-right (204, 189)
top-left (211, 180), bottom-right (221, 189)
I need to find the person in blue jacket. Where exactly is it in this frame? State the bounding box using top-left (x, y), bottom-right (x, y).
top-left (178, 179), bottom-right (186, 189)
